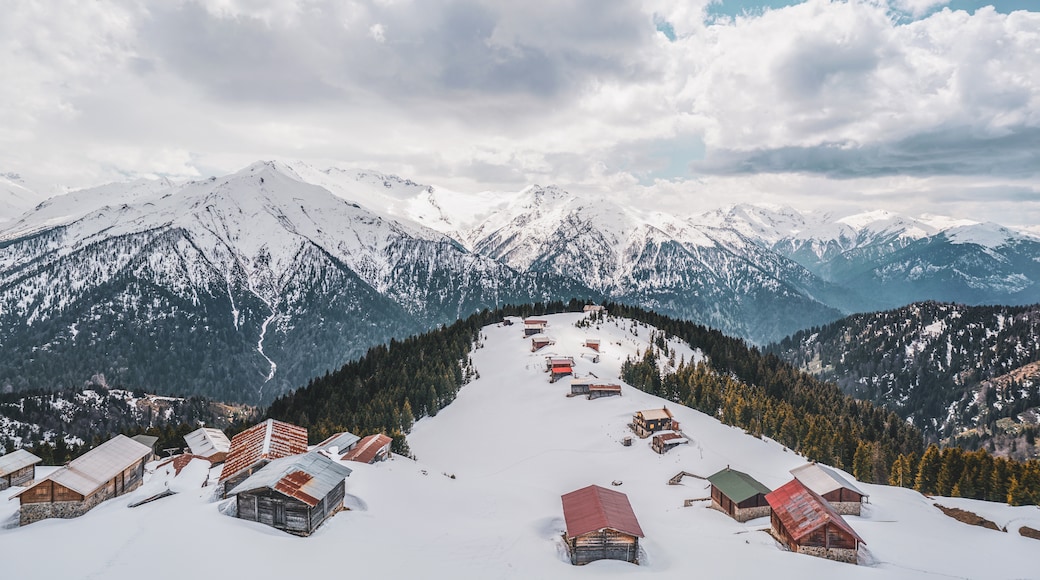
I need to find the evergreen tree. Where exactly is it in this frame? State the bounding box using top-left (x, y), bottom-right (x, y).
top-left (915, 445), bottom-right (942, 495)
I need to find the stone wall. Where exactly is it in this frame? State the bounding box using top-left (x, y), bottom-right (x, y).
top-left (796, 544), bottom-right (858, 564)
top-left (733, 505), bottom-right (771, 523)
top-left (19, 478), bottom-right (143, 526)
top-left (830, 501), bottom-right (861, 516)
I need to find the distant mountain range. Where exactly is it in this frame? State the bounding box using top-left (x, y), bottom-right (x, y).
top-left (2, 160), bottom-right (1040, 404)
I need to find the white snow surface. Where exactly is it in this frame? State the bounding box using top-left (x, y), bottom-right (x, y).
top-left (2, 312), bottom-right (1039, 578)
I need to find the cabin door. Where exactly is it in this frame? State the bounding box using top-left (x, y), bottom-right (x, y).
top-left (273, 501), bottom-right (286, 527)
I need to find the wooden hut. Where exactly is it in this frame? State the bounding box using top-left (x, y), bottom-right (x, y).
top-left (218, 419), bottom-right (308, 497)
top-left (583, 305), bottom-right (606, 314)
top-left (766, 479), bottom-right (865, 564)
top-left (315, 431), bottom-right (361, 458)
top-left (229, 452), bottom-right (352, 536)
top-left (707, 467), bottom-right (771, 522)
top-left (184, 427), bottom-right (232, 464)
top-left (523, 319), bottom-right (548, 337)
top-left (531, 335), bottom-right (554, 352)
top-left (584, 338), bottom-right (601, 352)
top-left (632, 407), bottom-right (678, 438)
top-left (587, 384), bottom-right (622, 399)
top-left (651, 431), bottom-right (688, 454)
top-left (561, 485), bottom-right (644, 566)
top-left (340, 434), bottom-right (393, 464)
top-left (13, 435), bottom-right (151, 526)
top-left (791, 462), bottom-right (868, 516)
top-left (547, 357), bottom-right (574, 383)
top-left (0, 449), bottom-right (42, 490)
top-left (570, 378), bottom-right (594, 396)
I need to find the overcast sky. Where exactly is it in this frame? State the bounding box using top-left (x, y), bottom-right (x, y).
top-left (2, 0), bottom-right (1038, 225)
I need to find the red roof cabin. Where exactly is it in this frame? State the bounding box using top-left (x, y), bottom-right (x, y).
top-left (546, 357), bottom-right (574, 383)
top-left (218, 419), bottom-right (308, 497)
top-left (584, 338), bottom-right (601, 352)
top-left (340, 433), bottom-right (393, 464)
top-left (632, 407), bottom-right (678, 438)
top-left (523, 319), bottom-right (548, 336)
top-left (562, 485), bottom-right (644, 566)
top-left (765, 479), bottom-right (865, 564)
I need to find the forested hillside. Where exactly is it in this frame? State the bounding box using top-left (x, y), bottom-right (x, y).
top-left (768, 302), bottom-right (1040, 457)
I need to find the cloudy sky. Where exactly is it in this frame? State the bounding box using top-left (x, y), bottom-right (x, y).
top-left (2, 0), bottom-right (1039, 224)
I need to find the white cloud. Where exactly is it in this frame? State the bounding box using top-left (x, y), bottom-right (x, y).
top-left (0, 0), bottom-right (1037, 225)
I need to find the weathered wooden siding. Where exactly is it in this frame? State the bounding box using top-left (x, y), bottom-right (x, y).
top-left (18, 457), bottom-right (146, 526)
top-left (0, 465), bottom-right (35, 490)
top-left (236, 480), bottom-right (345, 537)
top-left (569, 529), bottom-right (639, 565)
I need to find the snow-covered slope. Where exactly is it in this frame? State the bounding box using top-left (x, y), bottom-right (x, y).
top-left (0, 173), bottom-right (42, 225)
top-left (2, 312), bottom-right (1037, 579)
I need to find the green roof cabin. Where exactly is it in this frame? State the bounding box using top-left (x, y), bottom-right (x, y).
top-left (707, 467), bottom-right (772, 522)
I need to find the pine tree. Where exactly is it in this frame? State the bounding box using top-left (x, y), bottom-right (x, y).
top-left (915, 444), bottom-right (942, 495)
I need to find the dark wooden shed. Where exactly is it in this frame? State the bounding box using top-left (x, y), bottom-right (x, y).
top-left (587, 384), bottom-right (621, 399)
top-left (0, 449), bottom-right (42, 490)
top-left (651, 432), bottom-right (687, 454)
top-left (766, 479), bottom-right (865, 564)
top-left (229, 452), bottom-right (352, 536)
top-left (562, 485), bottom-right (644, 566)
top-left (523, 319), bottom-right (548, 336)
top-left (13, 435), bottom-right (151, 526)
top-left (707, 467), bottom-right (771, 522)
top-left (531, 335), bottom-right (554, 352)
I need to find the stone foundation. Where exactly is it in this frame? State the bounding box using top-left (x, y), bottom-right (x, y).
top-left (19, 479), bottom-right (142, 526)
top-left (796, 545), bottom-right (859, 564)
top-left (830, 501), bottom-right (861, 516)
top-left (710, 500), bottom-right (769, 522)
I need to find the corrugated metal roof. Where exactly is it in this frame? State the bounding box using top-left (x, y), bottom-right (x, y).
top-left (131, 435), bottom-right (158, 449)
top-left (340, 434), bottom-right (393, 464)
top-left (523, 319), bottom-right (547, 325)
top-left (315, 431), bottom-right (361, 454)
top-left (562, 485), bottom-right (644, 539)
top-left (227, 452), bottom-right (352, 507)
top-left (791, 462), bottom-right (867, 498)
top-left (636, 407), bottom-right (673, 421)
top-left (38, 435), bottom-right (151, 496)
top-left (184, 427), bottom-right (231, 459)
top-left (219, 419), bottom-right (308, 483)
top-left (0, 449), bottom-right (42, 477)
top-left (707, 467), bottom-right (771, 503)
top-left (589, 384), bottom-right (621, 391)
top-left (653, 432), bottom-right (687, 445)
top-left (765, 479), bottom-right (865, 545)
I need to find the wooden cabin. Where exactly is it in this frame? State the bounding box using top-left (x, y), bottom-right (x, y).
top-left (218, 419), bottom-right (308, 497)
top-left (588, 384), bottom-right (622, 400)
top-left (340, 433), bottom-right (393, 464)
top-left (229, 452), bottom-right (352, 537)
top-left (547, 357), bottom-right (574, 383)
top-left (584, 338), bottom-right (601, 352)
top-left (0, 449), bottom-right (42, 490)
top-left (791, 462), bottom-right (868, 516)
top-left (315, 431), bottom-right (360, 458)
top-left (570, 378), bottom-right (594, 396)
top-left (184, 427), bottom-right (232, 464)
top-left (523, 319), bottom-right (548, 337)
top-left (707, 467), bottom-right (771, 522)
top-left (561, 485), bottom-right (644, 566)
top-left (531, 335), bottom-right (554, 352)
top-left (13, 435), bottom-right (151, 526)
top-left (766, 479), bottom-right (865, 564)
top-left (632, 407), bottom-right (678, 438)
top-left (651, 432), bottom-right (688, 454)
top-left (583, 305), bottom-right (606, 314)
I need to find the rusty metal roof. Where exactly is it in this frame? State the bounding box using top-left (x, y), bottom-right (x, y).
top-left (0, 449), bottom-right (42, 477)
top-left (589, 384), bottom-right (621, 391)
top-left (561, 484), bottom-right (644, 539)
top-left (523, 319), bottom-right (547, 325)
top-left (765, 479), bottom-right (864, 545)
top-left (30, 435), bottom-right (150, 496)
top-left (791, 462), bottom-right (867, 498)
top-left (227, 452), bottom-right (352, 507)
top-left (219, 419), bottom-right (308, 483)
top-left (184, 427), bottom-right (231, 459)
top-left (653, 432), bottom-right (687, 445)
top-left (340, 434), bottom-right (393, 464)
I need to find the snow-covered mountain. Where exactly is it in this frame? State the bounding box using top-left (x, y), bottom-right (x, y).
top-left (0, 162), bottom-right (589, 404)
top-left (4, 161), bottom-right (1040, 404)
top-left (0, 173), bottom-right (42, 225)
top-left (2, 312), bottom-right (1037, 579)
